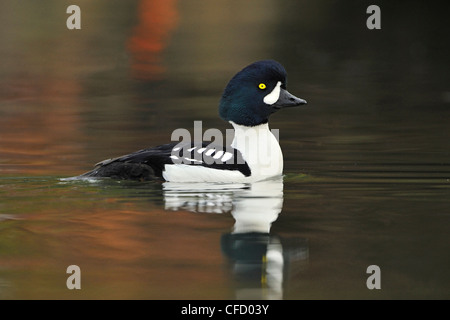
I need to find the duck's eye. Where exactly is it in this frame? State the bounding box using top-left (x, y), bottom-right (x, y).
top-left (258, 83), bottom-right (267, 90)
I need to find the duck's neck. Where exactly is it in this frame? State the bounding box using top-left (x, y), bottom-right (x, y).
top-left (229, 121), bottom-right (283, 180)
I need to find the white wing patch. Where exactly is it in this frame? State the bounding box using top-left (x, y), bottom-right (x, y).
top-left (166, 143), bottom-right (251, 182)
top-left (213, 150), bottom-right (225, 159)
top-left (170, 145), bottom-right (238, 166)
top-left (221, 152), bottom-right (233, 162)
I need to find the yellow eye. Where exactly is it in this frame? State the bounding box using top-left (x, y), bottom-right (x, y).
top-left (258, 83), bottom-right (266, 90)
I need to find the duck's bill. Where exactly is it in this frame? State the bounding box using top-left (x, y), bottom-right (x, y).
top-left (273, 88), bottom-right (307, 109)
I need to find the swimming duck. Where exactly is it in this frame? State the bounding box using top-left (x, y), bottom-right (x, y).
top-left (77, 60), bottom-right (307, 183)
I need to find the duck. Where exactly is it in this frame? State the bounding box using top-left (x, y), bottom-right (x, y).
top-left (76, 60), bottom-right (307, 183)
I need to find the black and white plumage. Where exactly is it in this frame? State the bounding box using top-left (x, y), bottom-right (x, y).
top-left (74, 60), bottom-right (307, 183)
top-left (79, 142), bottom-right (251, 181)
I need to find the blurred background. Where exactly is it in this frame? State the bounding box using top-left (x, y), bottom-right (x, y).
top-left (0, 0), bottom-right (449, 299)
top-left (1, 0), bottom-right (448, 175)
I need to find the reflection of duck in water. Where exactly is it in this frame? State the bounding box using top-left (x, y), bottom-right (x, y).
top-left (163, 182), bottom-right (246, 213)
top-left (220, 178), bottom-right (285, 300)
top-left (163, 177), bottom-right (308, 300)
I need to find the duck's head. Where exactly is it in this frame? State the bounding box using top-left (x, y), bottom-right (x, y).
top-left (219, 60), bottom-right (307, 127)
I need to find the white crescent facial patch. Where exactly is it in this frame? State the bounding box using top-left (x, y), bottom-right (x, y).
top-left (263, 81), bottom-right (282, 105)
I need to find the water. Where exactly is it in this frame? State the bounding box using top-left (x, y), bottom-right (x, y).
top-left (1, 0), bottom-right (450, 299)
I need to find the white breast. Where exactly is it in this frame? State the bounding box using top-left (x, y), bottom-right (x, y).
top-left (230, 121), bottom-right (283, 181)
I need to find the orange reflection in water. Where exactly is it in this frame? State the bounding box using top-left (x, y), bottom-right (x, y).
top-left (128, 0), bottom-right (178, 80)
top-left (0, 76), bottom-right (84, 176)
top-left (0, 1), bottom-right (179, 176)
top-left (7, 196), bottom-right (229, 299)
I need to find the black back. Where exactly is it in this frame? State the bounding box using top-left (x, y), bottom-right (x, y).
top-left (79, 142), bottom-right (251, 181)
